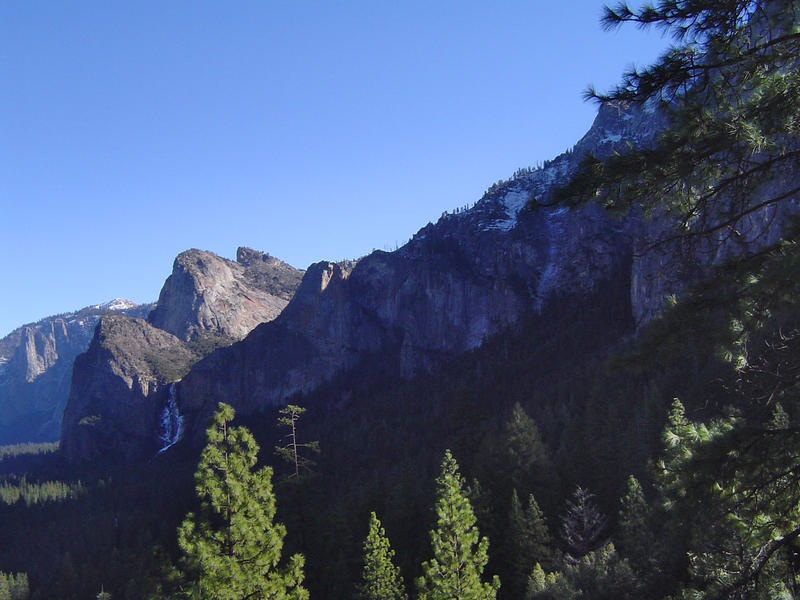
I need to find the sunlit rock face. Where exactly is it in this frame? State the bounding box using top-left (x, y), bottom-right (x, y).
top-left (0, 300), bottom-right (151, 443)
top-left (147, 247), bottom-right (304, 342)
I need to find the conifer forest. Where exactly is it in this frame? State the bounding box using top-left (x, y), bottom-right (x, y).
top-left (4, 1), bottom-right (800, 599)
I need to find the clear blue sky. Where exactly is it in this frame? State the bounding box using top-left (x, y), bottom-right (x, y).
top-left (0, 1), bottom-right (669, 337)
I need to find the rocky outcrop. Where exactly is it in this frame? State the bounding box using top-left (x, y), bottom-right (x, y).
top-left (0, 300), bottom-right (151, 443)
top-left (59, 314), bottom-right (201, 462)
top-left (147, 247), bottom-right (304, 342)
top-left (57, 247), bottom-right (304, 460)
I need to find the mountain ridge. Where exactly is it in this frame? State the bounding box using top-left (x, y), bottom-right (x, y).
top-left (57, 100), bottom-right (800, 462)
top-left (60, 102), bottom-right (654, 460)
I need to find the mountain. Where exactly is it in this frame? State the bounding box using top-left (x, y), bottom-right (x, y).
top-left (60, 247), bottom-right (305, 458)
top-left (60, 100), bottom-right (799, 463)
top-left (55, 103), bottom-right (648, 461)
top-left (59, 313), bottom-right (201, 461)
top-left (0, 299), bottom-right (152, 443)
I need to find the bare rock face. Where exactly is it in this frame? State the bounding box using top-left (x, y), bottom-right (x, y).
top-left (147, 247), bottom-right (304, 342)
top-left (59, 314), bottom-right (200, 462)
top-left (0, 300), bottom-right (152, 443)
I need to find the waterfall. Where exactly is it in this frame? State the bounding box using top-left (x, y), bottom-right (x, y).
top-left (157, 382), bottom-right (184, 454)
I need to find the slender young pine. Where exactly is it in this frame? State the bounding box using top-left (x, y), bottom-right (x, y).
top-left (275, 404), bottom-right (319, 478)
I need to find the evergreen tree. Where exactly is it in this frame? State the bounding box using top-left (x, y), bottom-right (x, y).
top-left (559, 486), bottom-right (608, 562)
top-left (496, 403), bottom-right (555, 505)
top-left (653, 392), bottom-right (800, 599)
top-left (4, 574), bottom-right (28, 600)
top-left (506, 490), bottom-right (554, 598)
top-left (551, 0), bottom-right (800, 377)
top-left (616, 475), bottom-right (652, 576)
top-left (96, 586), bottom-right (111, 600)
top-left (417, 450), bottom-right (500, 600)
top-left (527, 543), bottom-right (638, 600)
top-left (178, 402), bottom-right (307, 600)
top-left (274, 404), bottom-right (320, 479)
top-left (555, 1), bottom-right (800, 252)
top-left (768, 402), bottom-right (790, 431)
top-left (356, 512), bottom-right (407, 600)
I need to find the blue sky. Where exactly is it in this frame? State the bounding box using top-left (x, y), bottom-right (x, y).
top-left (0, 1), bottom-right (669, 337)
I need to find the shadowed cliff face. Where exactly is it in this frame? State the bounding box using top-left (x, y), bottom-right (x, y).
top-left (147, 247), bottom-right (304, 342)
top-left (60, 102), bottom-right (800, 461)
top-left (60, 103), bottom-right (655, 460)
top-left (59, 314), bottom-right (201, 462)
top-left (175, 199), bottom-right (635, 447)
top-left (0, 300), bottom-right (152, 443)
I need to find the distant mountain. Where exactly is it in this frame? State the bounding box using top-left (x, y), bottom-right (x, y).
top-left (0, 299), bottom-right (152, 443)
top-left (59, 247), bottom-right (305, 458)
top-left (0, 246), bottom-right (305, 447)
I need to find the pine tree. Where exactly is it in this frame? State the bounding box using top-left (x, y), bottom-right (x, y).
top-left (552, 1), bottom-right (800, 372)
top-left (497, 403), bottom-right (555, 503)
top-left (548, 2), bottom-right (800, 597)
top-left (96, 586), bottom-right (112, 600)
top-left (274, 404), bottom-right (319, 479)
top-left (559, 486), bottom-right (608, 562)
top-left (178, 402), bottom-right (307, 600)
top-left (616, 475), bottom-right (652, 575)
top-left (556, 1), bottom-right (800, 250)
top-left (417, 450), bottom-right (500, 600)
top-left (506, 490), bottom-right (553, 598)
top-left (7, 574), bottom-right (27, 600)
top-left (356, 512), bottom-right (407, 600)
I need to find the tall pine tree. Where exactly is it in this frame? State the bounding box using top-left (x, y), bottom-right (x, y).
top-left (177, 402), bottom-right (307, 600)
top-left (417, 450), bottom-right (500, 600)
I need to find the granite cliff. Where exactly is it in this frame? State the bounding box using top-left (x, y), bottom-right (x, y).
top-left (61, 101), bottom-right (799, 461)
top-left (0, 300), bottom-right (152, 443)
top-left (147, 247), bottom-right (304, 342)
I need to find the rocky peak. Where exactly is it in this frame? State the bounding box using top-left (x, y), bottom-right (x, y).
top-left (235, 246), bottom-right (305, 301)
top-left (147, 248), bottom-right (304, 342)
top-left (0, 299), bottom-right (152, 443)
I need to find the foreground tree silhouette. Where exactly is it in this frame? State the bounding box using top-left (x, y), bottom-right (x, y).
top-left (417, 450), bottom-right (500, 600)
top-left (551, 4), bottom-right (800, 593)
top-left (178, 402), bottom-right (307, 600)
top-left (356, 512), bottom-right (407, 600)
top-left (556, 1), bottom-right (800, 253)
